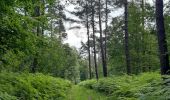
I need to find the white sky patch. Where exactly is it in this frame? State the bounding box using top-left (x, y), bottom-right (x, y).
top-left (64, 8), bottom-right (123, 49)
top-left (63, 3), bottom-right (87, 49)
top-left (65, 27), bottom-right (87, 48)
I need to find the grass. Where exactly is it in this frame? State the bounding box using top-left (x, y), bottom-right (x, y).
top-left (66, 85), bottom-right (107, 100)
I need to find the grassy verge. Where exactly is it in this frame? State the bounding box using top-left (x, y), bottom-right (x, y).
top-left (66, 85), bottom-right (107, 100)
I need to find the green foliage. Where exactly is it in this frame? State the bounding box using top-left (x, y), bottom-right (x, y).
top-left (108, 0), bottom-right (159, 75)
top-left (79, 72), bottom-right (167, 100)
top-left (0, 0), bottom-right (82, 82)
top-left (0, 72), bottom-right (72, 100)
top-left (0, 92), bottom-right (17, 100)
top-left (140, 75), bottom-right (170, 100)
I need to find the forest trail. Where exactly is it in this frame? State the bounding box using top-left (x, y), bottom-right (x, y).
top-left (66, 85), bottom-right (107, 100)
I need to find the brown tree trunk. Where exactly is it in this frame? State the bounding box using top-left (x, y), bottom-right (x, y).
top-left (99, 0), bottom-right (107, 77)
top-left (86, 1), bottom-right (92, 79)
top-left (104, 0), bottom-right (108, 75)
top-left (32, 1), bottom-right (41, 73)
top-left (124, 0), bottom-right (131, 75)
top-left (156, 0), bottom-right (170, 75)
top-left (91, 0), bottom-right (99, 80)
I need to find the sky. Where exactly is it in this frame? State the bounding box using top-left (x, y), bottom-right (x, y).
top-left (63, 0), bottom-right (166, 49)
top-left (63, 3), bottom-right (89, 49)
top-left (63, 1), bottom-right (124, 49)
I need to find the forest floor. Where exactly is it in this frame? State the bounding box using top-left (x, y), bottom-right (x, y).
top-left (66, 85), bottom-right (107, 100)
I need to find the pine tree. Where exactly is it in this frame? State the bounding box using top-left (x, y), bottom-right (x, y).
top-left (99, 0), bottom-right (107, 77)
top-left (85, 0), bottom-right (92, 79)
top-left (104, 0), bottom-right (108, 75)
top-left (124, 0), bottom-right (131, 75)
top-left (156, 0), bottom-right (170, 75)
top-left (91, 0), bottom-right (99, 80)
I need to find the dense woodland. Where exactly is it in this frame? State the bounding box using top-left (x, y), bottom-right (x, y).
top-left (1, 0), bottom-right (170, 100)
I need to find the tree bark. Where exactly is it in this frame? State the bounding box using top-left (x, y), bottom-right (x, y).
top-left (91, 0), bottom-right (99, 80)
top-left (32, 3), bottom-right (41, 73)
top-left (41, 0), bottom-right (45, 35)
top-left (86, 1), bottom-right (92, 79)
top-left (156, 0), bottom-right (170, 75)
top-left (99, 0), bottom-right (107, 77)
top-left (104, 0), bottom-right (108, 75)
top-left (124, 0), bottom-right (131, 75)
top-left (141, 0), bottom-right (146, 72)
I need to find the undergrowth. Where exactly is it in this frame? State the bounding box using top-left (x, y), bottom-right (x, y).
top-left (79, 72), bottom-right (170, 100)
top-left (0, 72), bottom-right (72, 100)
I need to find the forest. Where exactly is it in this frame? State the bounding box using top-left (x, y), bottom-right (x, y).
top-left (0, 0), bottom-right (170, 100)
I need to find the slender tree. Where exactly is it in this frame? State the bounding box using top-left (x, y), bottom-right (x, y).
top-left (141, 0), bottom-right (145, 29)
top-left (141, 0), bottom-right (146, 72)
top-left (124, 0), bottom-right (131, 74)
top-left (41, 0), bottom-right (45, 35)
top-left (85, 0), bottom-right (92, 79)
top-left (99, 0), bottom-right (107, 77)
top-left (156, 0), bottom-right (170, 75)
top-left (32, 1), bottom-right (41, 73)
top-left (91, 0), bottom-right (99, 80)
top-left (104, 0), bottom-right (108, 74)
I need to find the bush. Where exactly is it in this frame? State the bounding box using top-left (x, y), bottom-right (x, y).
top-left (0, 72), bottom-right (72, 100)
top-left (79, 72), bottom-right (164, 100)
top-left (0, 92), bottom-right (17, 100)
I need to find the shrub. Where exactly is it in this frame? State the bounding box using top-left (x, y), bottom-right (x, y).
top-left (0, 92), bottom-right (17, 100)
top-left (0, 72), bottom-right (72, 100)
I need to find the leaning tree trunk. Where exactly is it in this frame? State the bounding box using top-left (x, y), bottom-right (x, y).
top-left (86, 1), bottom-right (92, 79)
top-left (156, 0), bottom-right (170, 75)
top-left (124, 0), bottom-right (131, 75)
top-left (99, 0), bottom-right (107, 77)
top-left (91, 0), bottom-right (99, 80)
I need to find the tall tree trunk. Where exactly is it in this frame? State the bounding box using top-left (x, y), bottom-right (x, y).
top-left (141, 0), bottom-right (146, 72)
top-left (124, 0), bottom-right (131, 75)
top-left (32, 5), bottom-right (40, 73)
top-left (86, 1), bottom-right (92, 79)
top-left (99, 0), bottom-right (107, 77)
top-left (104, 0), bottom-right (108, 74)
top-left (91, 0), bottom-right (99, 80)
top-left (58, 3), bottom-right (63, 41)
top-left (156, 0), bottom-right (170, 75)
top-left (41, 0), bottom-right (45, 35)
top-left (141, 0), bottom-right (145, 30)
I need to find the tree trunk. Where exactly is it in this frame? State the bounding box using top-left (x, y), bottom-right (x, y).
top-left (32, 1), bottom-right (41, 73)
top-left (141, 0), bottom-right (146, 72)
top-left (104, 0), bottom-right (108, 75)
top-left (156, 0), bottom-right (170, 75)
top-left (32, 55), bottom-right (38, 73)
top-left (124, 0), bottom-right (131, 75)
top-left (41, 0), bottom-right (45, 35)
top-left (141, 0), bottom-right (145, 30)
top-left (86, 1), bottom-right (92, 79)
top-left (91, 0), bottom-right (99, 80)
top-left (99, 0), bottom-right (107, 77)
